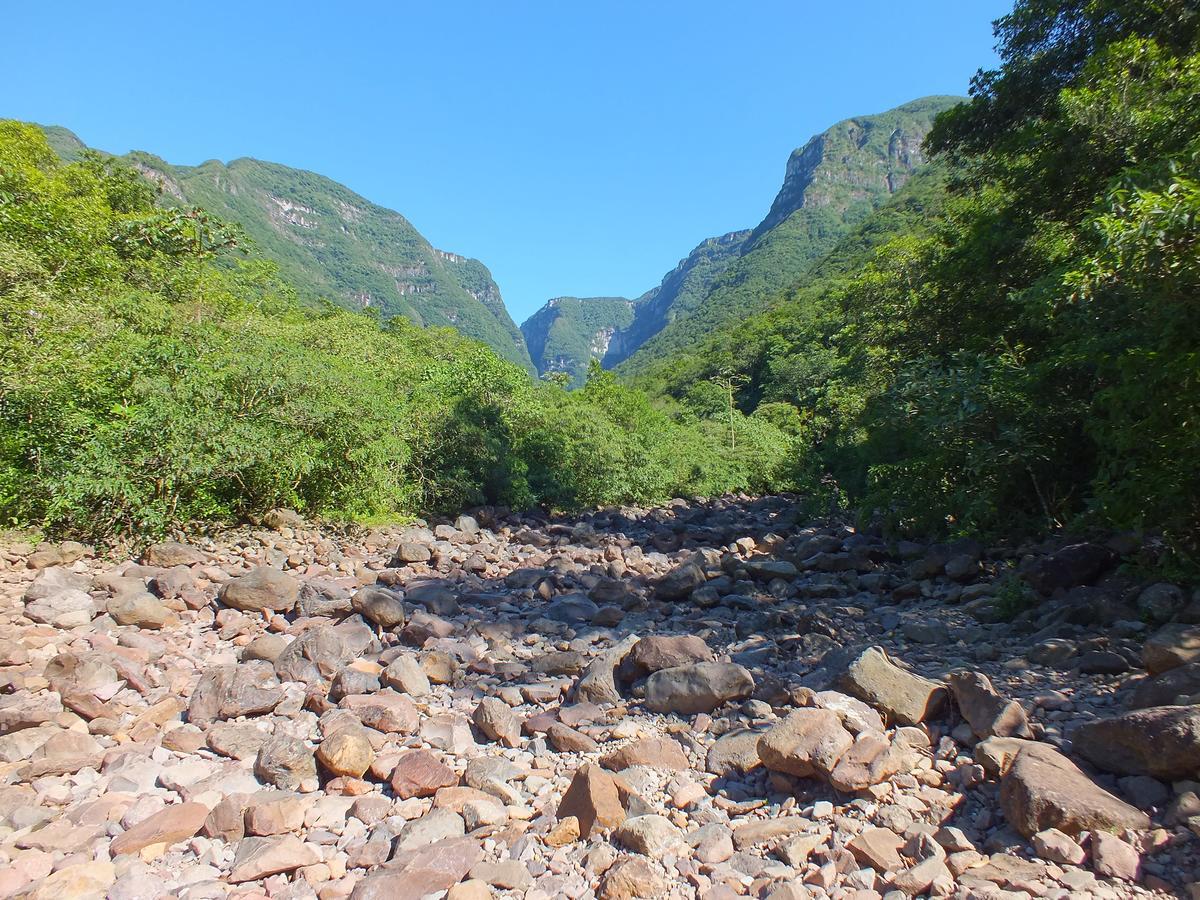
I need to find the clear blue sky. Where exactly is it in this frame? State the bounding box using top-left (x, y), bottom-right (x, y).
top-left (5, 1), bottom-right (1009, 323)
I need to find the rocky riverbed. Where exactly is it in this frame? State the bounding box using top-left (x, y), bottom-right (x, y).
top-left (1, 495), bottom-right (1198, 900)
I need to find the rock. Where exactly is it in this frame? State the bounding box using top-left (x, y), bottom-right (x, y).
top-left (758, 708), bottom-right (853, 778)
top-left (1092, 832), bottom-right (1141, 881)
top-left (141, 541), bottom-right (206, 567)
top-left (254, 735), bottom-right (317, 791)
top-left (612, 814), bottom-right (683, 855)
top-left (706, 728), bottom-right (763, 776)
top-left (546, 816), bottom-right (580, 847)
top-left (352, 586), bottom-right (406, 629)
top-left (390, 749), bottom-right (459, 799)
top-left (848, 827), bottom-right (905, 871)
top-left (220, 567), bottom-right (300, 613)
top-left (382, 654), bottom-right (431, 695)
top-left (947, 670), bottom-right (1032, 739)
top-left (393, 808), bottom-right (466, 853)
top-left (317, 727), bottom-right (374, 778)
top-left (1073, 705), bottom-right (1200, 779)
top-left (894, 856), bottom-right (952, 896)
top-left (472, 697), bottom-right (521, 747)
top-left (342, 690), bottom-right (419, 733)
top-left (1138, 583), bottom-right (1186, 623)
top-left (657, 562), bottom-right (706, 599)
top-left (469, 860), bottom-right (530, 891)
top-left (1129, 662), bottom-right (1200, 708)
top-left (107, 592), bottom-right (176, 629)
top-left (1021, 543), bottom-right (1115, 595)
top-left (275, 622), bottom-right (371, 689)
top-left (351, 837), bottom-right (483, 900)
top-left (835, 646), bottom-right (947, 726)
top-left (601, 735), bottom-right (688, 771)
top-left (228, 835), bottom-right (320, 882)
top-left (110, 802), bottom-right (209, 855)
top-left (598, 856), bottom-right (669, 900)
top-left (643, 661), bottom-right (754, 715)
top-left (188, 663), bottom-right (283, 725)
top-left (28, 861), bottom-right (115, 899)
top-left (24, 589), bottom-right (95, 628)
top-left (999, 743), bottom-right (1150, 837)
top-left (574, 634), bottom-right (640, 705)
top-left (626, 635), bottom-right (714, 676)
top-left (1032, 828), bottom-right (1086, 865)
top-left (557, 764), bottom-right (626, 836)
top-left (392, 542), bottom-right (433, 564)
top-left (547, 722), bottom-right (599, 752)
top-left (1143, 623), bottom-right (1200, 674)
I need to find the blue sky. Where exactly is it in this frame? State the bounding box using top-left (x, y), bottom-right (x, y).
top-left (5, 1), bottom-right (1009, 323)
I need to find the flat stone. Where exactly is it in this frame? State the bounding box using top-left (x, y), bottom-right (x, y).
top-left (390, 749), bottom-right (459, 799)
top-left (835, 646), bottom-right (947, 726)
top-left (601, 736), bottom-right (689, 771)
top-left (110, 802), bottom-right (208, 855)
top-left (848, 827), bottom-right (905, 871)
top-left (1073, 705), bottom-right (1200, 779)
top-left (228, 835), bottom-right (320, 882)
top-left (350, 837), bottom-right (483, 900)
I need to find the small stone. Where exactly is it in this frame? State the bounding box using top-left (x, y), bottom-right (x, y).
top-left (1092, 832), bottom-right (1141, 881)
top-left (317, 727), bottom-right (374, 778)
top-left (390, 749), bottom-right (459, 799)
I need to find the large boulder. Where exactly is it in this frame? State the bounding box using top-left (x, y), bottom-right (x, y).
top-left (1129, 662), bottom-right (1200, 709)
top-left (656, 562), bottom-right (706, 600)
top-left (757, 708), bottom-right (853, 778)
top-left (999, 743), bottom-right (1150, 837)
top-left (352, 586), bottom-right (406, 629)
top-left (1073, 706), bottom-right (1200, 780)
top-left (573, 634), bottom-right (640, 706)
top-left (274, 622), bottom-right (374, 690)
top-left (625, 635), bottom-right (713, 677)
top-left (1143, 623), bottom-right (1200, 675)
top-left (219, 567), bottom-right (300, 613)
top-left (24, 589), bottom-right (95, 628)
top-left (1020, 543), bottom-right (1115, 595)
top-left (947, 671), bottom-right (1032, 740)
top-left (188, 663), bottom-right (283, 726)
top-left (644, 662), bottom-right (754, 715)
top-left (835, 647), bottom-right (946, 726)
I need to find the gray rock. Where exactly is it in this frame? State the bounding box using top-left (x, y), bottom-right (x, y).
top-left (644, 661), bottom-right (754, 715)
top-left (219, 567), bottom-right (299, 613)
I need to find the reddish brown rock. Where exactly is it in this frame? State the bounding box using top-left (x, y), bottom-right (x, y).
top-left (600, 736), bottom-right (689, 772)
top-left (556, 764), bottom-right (626, 836)
top-left (110, 802), bottom-right (209, 856)
top-left (390, 749), bottom-right (459, 799)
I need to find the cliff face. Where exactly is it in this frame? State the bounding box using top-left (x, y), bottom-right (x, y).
top-left (520, 296), bottom-right (636, 385)
top-left (38, 126), bottom-right (534, 372)
top-left (615, 96), bottom-right (962, 376)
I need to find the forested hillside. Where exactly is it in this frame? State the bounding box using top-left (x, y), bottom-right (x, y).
top-left (0, 122), bottom-right (798, 539)
top-left (642, 0), bottom-right (1200, 564)
top-left (37, 125), bottom-right (535, 370)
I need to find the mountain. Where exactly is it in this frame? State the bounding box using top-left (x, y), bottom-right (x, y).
top-left (520, 230), bottom-right (748, 383)
top-left (614, 95), bottom-right (962, 376)
top-left (520, 296), bottom-right (636, 384)
top-left (37, 126), bottom-right (534, 372)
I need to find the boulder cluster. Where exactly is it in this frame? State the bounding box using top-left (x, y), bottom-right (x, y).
top-left (1, 496), bottom-right (1198, 899)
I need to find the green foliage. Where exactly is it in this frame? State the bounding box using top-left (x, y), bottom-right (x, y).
top-left (39, 131), bottom-right (535, 372)
top-left (993, 574), bottom-right (1039, 621)
top-left (640, 6), bottom-right (1200, 567)
top-left (521, 296), bottom-right (635, 386)
top-left (0, 122), bottom-right (795, 540)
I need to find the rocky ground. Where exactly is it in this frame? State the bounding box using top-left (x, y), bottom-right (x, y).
top-left (1, 495), bottom-right (1199, 900)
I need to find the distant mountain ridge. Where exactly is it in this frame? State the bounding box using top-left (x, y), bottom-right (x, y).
top-left (38, 125), bottom-right (534, 372)
top-left (520, 95), bottom-right (961, 382)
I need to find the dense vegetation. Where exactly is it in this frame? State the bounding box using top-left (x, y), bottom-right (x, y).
top-left (642, 0), bottom-right (1200, 564)
top-left (0, 122), bottom-right (797, 539)
top-left (39, 126), bottom-right (535, 372)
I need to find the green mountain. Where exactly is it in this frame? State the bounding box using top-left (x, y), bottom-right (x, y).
top-left (520, 296), bottom-right (636, 384)
top-left (615, 95), bottom-right (962, 377)
top-left (37, 126), bottom-right (534, 372)
top-left (519, 229), bottom-right (748, 383)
